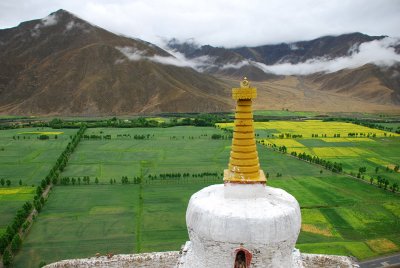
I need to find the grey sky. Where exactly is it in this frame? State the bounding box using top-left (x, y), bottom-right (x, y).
top-left (0, 0), bottom-right (399, 47)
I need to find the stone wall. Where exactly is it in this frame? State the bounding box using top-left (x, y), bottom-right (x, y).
top-left (45, 250), bottom-right (359, 268)
top-left (44, 252), bottom-right (180, 268)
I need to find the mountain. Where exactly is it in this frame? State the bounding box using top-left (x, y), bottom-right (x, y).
top-left (305, 63), bottom-right (400, 105)
top-left (0, 10), bottom-right (231, 115)
top-left (231, 32), bottom-right (386, 64)
top-left (169, 33), bottom-right (400, 107)
top-left (169, 33), bottom-right (386, 65)
top-left (0, 10), bottom-right (399, 115)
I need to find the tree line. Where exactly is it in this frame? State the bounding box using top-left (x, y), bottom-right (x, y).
top-left (0, 125), bottom-right (87, 267)
top-left (324, 118), bottom-right (399, 134)
top-left (52, 171), bottom-right (224, 187)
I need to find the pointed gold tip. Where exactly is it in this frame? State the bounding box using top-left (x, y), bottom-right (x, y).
top-left (240, 77), bottom-right (250, 88)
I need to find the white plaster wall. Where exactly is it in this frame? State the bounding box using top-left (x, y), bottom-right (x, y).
top-left (182, 184), bottom-right (302, 268)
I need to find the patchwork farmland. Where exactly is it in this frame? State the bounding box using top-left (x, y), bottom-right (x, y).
top-left (219, 120), bottom-right (400, 184)
top-left (0, 122), bottom-right (399, 267)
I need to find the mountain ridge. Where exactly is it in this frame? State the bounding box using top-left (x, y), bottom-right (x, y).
top-left (0, 9), bottom-right (231, 115)
top-left (0, 10), bottom-right (399, 115)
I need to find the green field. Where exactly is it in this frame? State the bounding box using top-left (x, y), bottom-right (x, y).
top-left (219, 120), bottom-right (400, 184)
top-left (253, 110), bottom-right (319, 117)
top-left (0, 127), bottom-right (77, 240)
top-left (62, 127), bottom-right (231, 182)
top-left (0, 127), bottom-right (78, 186)
top-left (0, 187), bottom-right (35, 236)
top-left (13, 183), bottom-right (211, 267)
top-left (9, 126), bottom-right (400, 267)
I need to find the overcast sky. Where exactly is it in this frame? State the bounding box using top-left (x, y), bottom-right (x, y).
top-left (0, 0), bottom-right (399, 47)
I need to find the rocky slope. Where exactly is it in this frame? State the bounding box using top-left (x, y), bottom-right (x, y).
top-left (0, 10), bottom-right (398, 115)
top-left (0, 10), bottom-right (231, 115)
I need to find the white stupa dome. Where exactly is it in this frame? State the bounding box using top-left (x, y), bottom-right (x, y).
top-left (178, 183), bottom-right (301, 268)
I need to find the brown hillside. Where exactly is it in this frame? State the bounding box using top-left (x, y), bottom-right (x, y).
top-left (0, 10), bottom-right (231, 115)
top-left (305, 64), bottom-right (400, 105)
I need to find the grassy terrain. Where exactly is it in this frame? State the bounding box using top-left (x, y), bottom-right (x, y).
top-left (0, 127), bottom-right (77, 240)
top-left (0, 127), bottom-right (78, 186)
top-left (62, 127), bottom-right (231, 182)
top-left (253, 110), bottom-right (319, 117)
top-left (219, 120), bottom-right (400, 184)
top-left (13, 183), bottom-right (210, 267)
top-left (270, 177), bottom-right (400, 260)
top-left (0, 187), bottom-right (35, 236)
top-left (8, 125), bottom-right (400, 267)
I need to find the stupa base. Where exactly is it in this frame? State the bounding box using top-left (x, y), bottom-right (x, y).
top-left (181, 184), bottom-right (302, 268)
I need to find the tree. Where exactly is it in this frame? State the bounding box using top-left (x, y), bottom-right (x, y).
top-left (2, 249), bottom-right (12, 267)
top-left (395, 165), bottom-right (399, 172)
top-left (383, 179), bottom-right (389, 190)
top-left (391, 182), bottom-right (399, 193)
top-left (6, 179), bottom-right (11, 187)
top-left (19, 179), bottom-right (22, 186)
top-left (0, 178), bottom-right (4, 186)
top-left (95, 177), bottom-right (99, 184)
top-left (375, 166), bottom-right (379, 173)
top-left (10, 234), bottom-right (21, 253)
top-left (0, 235), bottom-right (8, 254)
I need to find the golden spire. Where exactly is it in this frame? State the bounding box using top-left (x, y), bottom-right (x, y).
top-left (223, 78), bottom-right (266, 184)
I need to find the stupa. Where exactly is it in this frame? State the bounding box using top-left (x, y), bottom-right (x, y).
top-left (177, 78), bottom-right (302, 268)
top-left (45, 79), bottom-right (357, 268)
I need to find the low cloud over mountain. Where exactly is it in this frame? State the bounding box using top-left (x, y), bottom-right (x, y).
top-left (0, 10), bottom-right (399, 115)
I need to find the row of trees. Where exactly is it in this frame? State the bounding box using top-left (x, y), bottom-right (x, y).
top-left (82, 134), bottom-right (111, 140)
top-left (0, 201), bottom-right (32, 265)
top-left (290, 151), bottom-right (344, 173)
top-left (369, 176), bottom-right (399, 193)
top-left (1, 125), bottom-right (87, 267)
top-left (211, 134), bottom-right (232, 140)
top-left (46, 114), bottom-right (232, 129)
top-left (263, 142), bottom-right (399, 194)
top-left (53, 172), bottom-right (225, 186)
top-left (351, 119), bottom-right (400, 134)
top-left (0, 178), bottom-right (11, 187)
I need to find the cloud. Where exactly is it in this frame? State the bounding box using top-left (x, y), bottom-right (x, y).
top-left (1, 0), bottom-right (399, 47)
top-left (31, 12), bottom-right (58, 37)
top-left (65, 21), bottom-right (75, 31)
top-left (117, 37), bottom-right (400, 75)
top-left (34, 13), bottom-right (58, 29)
top-left (253, 37), bottom-right (400, 75)
top-left (220, 60), bottom-right (251, 70)
top-left (115, 46), bottom-right (215, 71)
top-left (41, 13), bottom-right (58, 27)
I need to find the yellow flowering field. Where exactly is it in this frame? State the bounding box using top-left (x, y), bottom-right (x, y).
top-left (18, 131), bottom-right (64, 135)
top-left (217, 120), bottom-right (397, 138)
top-left (217, 120), bottom-right (399, 182)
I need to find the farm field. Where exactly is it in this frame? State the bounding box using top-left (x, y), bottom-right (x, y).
top-left (62, 127), bottom-right (232, 182)
top-left (0, 187), bottom-right (35, 236)
top-left (218, 120), bottom-right (400, 184)
top-left (0, 127), bottom-right (78, 240)
top-left (10, 125), bottom-right (400, 267)
top-left (0, 127), bottom-right (78, 186)
top-left (13, 183), bottom-right (210, 267)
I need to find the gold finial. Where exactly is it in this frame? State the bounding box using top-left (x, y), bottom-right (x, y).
top-left (224, 79), bottom-right (266, 184)
top-left (240, 77), bottom-right (250, 88)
